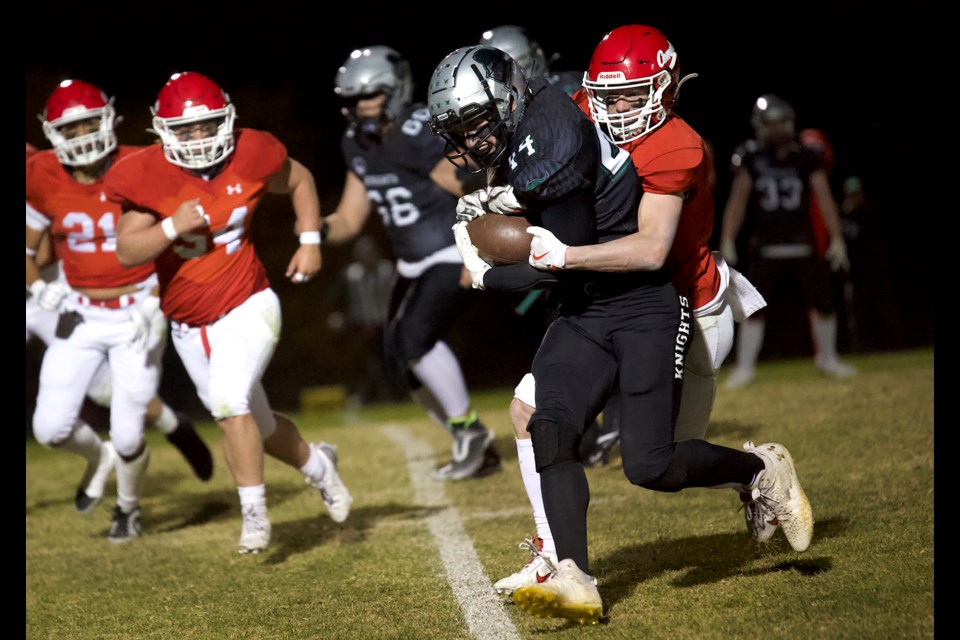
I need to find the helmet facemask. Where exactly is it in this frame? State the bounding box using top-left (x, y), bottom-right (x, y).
top-left (334, 46), bottom-right (413, 144)
top-left (42, 102), bottom-right (118, 167)
top-left (584, 69), bottom-right (674, 144)
top-left (152, 105), bottom-right (236, 170)
top-left (429, 47), bottom-right (526, 175)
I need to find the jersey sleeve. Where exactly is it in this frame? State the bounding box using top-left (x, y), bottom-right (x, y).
top-left (638, 146), bottom-right (703, 195)
top-left (511, 106), bottom-right (594, 201)
top-left (395, 107), bottom-right (448, 175)
top-left (25, 157), bottom-right (53, 229)
top-left (233, 129), bottom-right (287, 181)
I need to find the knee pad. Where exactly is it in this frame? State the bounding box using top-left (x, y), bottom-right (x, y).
top-left (529, 419), bottom-right (581, 473)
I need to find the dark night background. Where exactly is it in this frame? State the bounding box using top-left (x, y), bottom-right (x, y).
top-left (25, 4), bottom-right (933, 418)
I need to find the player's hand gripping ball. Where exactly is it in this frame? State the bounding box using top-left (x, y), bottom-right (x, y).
top-left (466, 214), bottom-right (532, 266)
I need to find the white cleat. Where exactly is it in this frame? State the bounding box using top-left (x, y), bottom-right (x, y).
top-left (75, 441), bottom-right (117, 514)
top-left (724, 367), bottom-right (756, 389)
top-left (513, 558), bottom-right (603, 624)
top-left (307, 442), bottom-right (352, 523)
top-left (815, 356), bottom-right (857, 378)
top-left (743, 441), bottom-right (814, 552)
top-left (739, 489), bottom-right (779, 543)
top-left (238, 504), bottom-right (271, 554)
top-left (494, 536), bottom-right (558, 595)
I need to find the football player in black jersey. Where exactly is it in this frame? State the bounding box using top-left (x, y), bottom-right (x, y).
top-left (429, 46), bottom-right (815, 623)
top-left (720, 95), bottom-right (855, 388)
top-left (323, 46), bottom-right (500, 481)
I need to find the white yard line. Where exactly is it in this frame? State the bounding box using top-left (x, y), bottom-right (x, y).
top-left (382, 425), bottom-right (521, 640)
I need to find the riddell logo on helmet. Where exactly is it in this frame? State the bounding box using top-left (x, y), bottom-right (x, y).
top-left (596, 72), bottom-right (625, 81)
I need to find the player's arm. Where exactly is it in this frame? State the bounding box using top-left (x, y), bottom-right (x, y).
top-left (562, 192), bottom-right (682, 271)
top-left (719, 168), bottom-right (752, 264)
top-left (116, 201), bottom-right (209, 267)
top-left (25, 225), bottom-right (46, 288)
top-left (268, 157), bottom-right (323, 281)
top-left (429, 157), bottom-right (467, 197)
top-left (809, 168), bottom-right (849, 270)
top-left (323, 171), bottom-right (373, 245)
top-left (809, 169), bottom-right (842, 239)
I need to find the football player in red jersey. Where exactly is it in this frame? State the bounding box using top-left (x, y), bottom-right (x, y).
top-left (108, 72), bottom-right (352, 554)
top-left (491, 24), bottom-right (773, 597)
top-left (26, 80), bottom-right (213, 543)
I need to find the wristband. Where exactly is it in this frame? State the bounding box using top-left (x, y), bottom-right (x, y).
top-left (26, 247), bottom-right (37, 256)
top-left (299, 231), bottom-right (321, 245)
top-left (161, 217), bottom-right (178, 241)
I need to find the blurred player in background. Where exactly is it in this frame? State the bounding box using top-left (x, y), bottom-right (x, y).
top-left (323, 46), bottom-right (500, 481)
top-left (479, 25), bottom-right (582, 97)
top-left (27, 129), bottom-right (212, 488)
top-left (26, 79), bottom-right (213, 544)
top-left (720, 95), bottom-right (856, 387)
top-left (107, 71), bottom-right (352, 554)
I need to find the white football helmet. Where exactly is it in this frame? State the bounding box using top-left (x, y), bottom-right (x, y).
top-left (334, 45), bottom-right (413, 137)
top-left (428, 45), bottom-right (527, 173)
top-left (751, 94), bottom-right (796, 146)
top-left (479, 25), bottom-right (547, 79)
top-left (40, 79), bottom-right (118, 166)
top-left (151, 71), bottom-right (236, 170)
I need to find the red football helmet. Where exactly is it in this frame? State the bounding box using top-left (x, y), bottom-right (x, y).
top-left (151, 72), bottom-right (236, 169)
top-left (583, 25), bottom-right (692, 143)
top-left (40, 79), bottom-right (117, 166)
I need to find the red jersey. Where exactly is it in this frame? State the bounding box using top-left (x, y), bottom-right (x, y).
top-left (574, 91), bottom-right (721, 310)
top-left (25, 146), bottom-right (155, 289)
top-left (103, 129), bottom-right (284, 326)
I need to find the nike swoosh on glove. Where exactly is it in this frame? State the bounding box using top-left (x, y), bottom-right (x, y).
top-left (527, 226), bottom-right (567, 270)
top-left (452, 221), bottom-right (491, 289)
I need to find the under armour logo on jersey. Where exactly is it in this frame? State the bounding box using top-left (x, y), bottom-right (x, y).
top-left (100, 192), bottom-right (107, 202)
top-left (226, 184), bottom-right (243, 195)
top-left (658, 45), bottom-right (677, 70)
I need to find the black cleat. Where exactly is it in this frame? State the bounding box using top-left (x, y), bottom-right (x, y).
top-left (166, 413), bottom-right (214, 481)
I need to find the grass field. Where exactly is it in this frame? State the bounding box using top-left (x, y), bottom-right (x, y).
top-left (25, 349), bottom-right (934, 639)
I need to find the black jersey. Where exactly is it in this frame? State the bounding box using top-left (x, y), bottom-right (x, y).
top-left (500, 78), bottom-right (638, 246)
top-left (341, 103), bottom-right (458, 264)
top-left (738, 140), bottom-right (823, 249)
top-left (485, 78), bottom-right (651, 299)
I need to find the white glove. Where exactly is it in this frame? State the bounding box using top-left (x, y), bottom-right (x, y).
top-left (31, 280), bottom-right (70, 311)
top-left (720, 238), bottom-right (738, 266)
top-left (456, 190), bottom-right (488, 223)
top-left (128, 295), bottom-right (163, 352)
top-left (452, 221), bottom-right (491, 289)
top-left (485, 185), bottom-right (526, 215)
top-left (527, 226), bottom-right (567, 270)
top-left (825, 236), bottom-right (850, 272)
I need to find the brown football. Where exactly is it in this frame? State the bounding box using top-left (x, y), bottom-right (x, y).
top-left (466, 214), bottom-right (532, 266)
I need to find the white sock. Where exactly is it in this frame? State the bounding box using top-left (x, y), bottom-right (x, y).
top-left (735, 318), bottom-right (765, 371)
top-left (151, 403), bottom-right (179, 435)
top-left (116, 446), bottom-right (150, 512)
top-left (411, 341), bottom-right (470, 420)
top-left (517, 438), bottom-right (554, 555)
top-left (58, 421), bottom-right (103, 464)
top-left (238, 484), bottom-right (267, 515)
top-left (810, 312), bottom-right (839, 362)
top-left (299, 446), bottom-right (325, 484)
